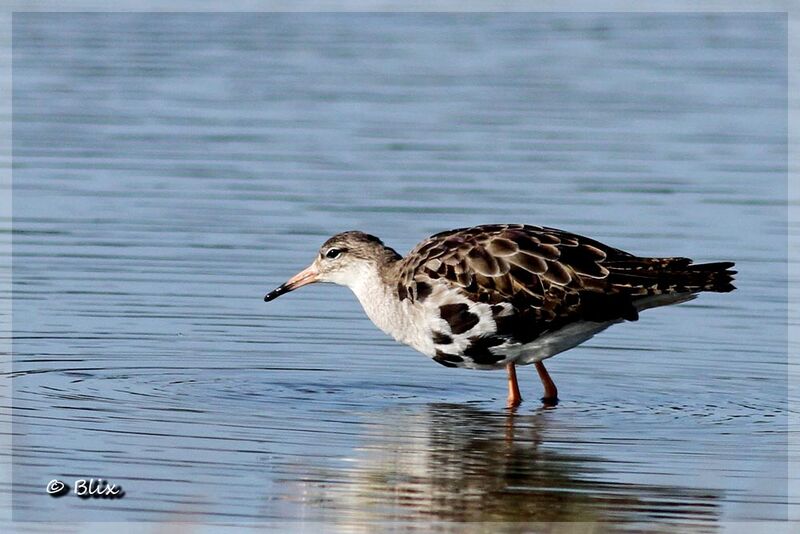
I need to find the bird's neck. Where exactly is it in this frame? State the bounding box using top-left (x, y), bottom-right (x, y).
top-left (348, 253), bottom-right (413, 341)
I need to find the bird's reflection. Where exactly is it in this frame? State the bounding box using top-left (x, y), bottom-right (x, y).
top-left (281, 403), bottom-right (721, 525)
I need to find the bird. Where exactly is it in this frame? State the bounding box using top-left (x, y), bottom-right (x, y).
top-left (264, 224), bottom-right (736, 407)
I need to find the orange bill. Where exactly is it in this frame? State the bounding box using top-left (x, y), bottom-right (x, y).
top-left (264, 264), bottom-right (319, 302)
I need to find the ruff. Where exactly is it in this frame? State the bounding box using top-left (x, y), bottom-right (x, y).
top-left (264, 224), bottom-right (736, 407)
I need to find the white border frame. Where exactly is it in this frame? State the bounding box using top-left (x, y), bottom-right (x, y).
top-left (1, 2), bottom-right (794, 532)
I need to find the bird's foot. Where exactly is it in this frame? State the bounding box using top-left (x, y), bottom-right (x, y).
top-left (541, 396), bottom-right (559, 407)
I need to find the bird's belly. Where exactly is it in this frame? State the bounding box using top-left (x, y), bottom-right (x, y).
top-left (429, 319), bottom-right (618, 371)
top-left (363, 281), bottom-right (617, 370)
top-left (511, 320), bottom-right (617, 366)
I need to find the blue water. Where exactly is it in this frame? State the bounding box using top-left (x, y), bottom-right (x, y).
top-left (10, 12), bottom-right (788, 528)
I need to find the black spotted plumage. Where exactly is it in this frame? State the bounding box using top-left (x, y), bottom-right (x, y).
top-left (463, 335), bottom-right (507, 365)
top-left (433, 351), bottom-right (464, 367)
top-left (396, 224), bottom-right (736, 368)
top-left (432, 331), bottom-right (452, 345)
top-left (439, 303), bottom-right (480, 335)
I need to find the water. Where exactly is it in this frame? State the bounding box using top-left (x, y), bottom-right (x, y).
top-left (9, 13), bottom-right (788, 528)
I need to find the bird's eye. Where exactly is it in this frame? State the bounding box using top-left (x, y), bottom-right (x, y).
top-left (325, 248), bottom-right (343, 259)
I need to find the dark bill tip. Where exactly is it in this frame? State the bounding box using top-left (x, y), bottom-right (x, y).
top-left (263, 265), bottom-right (318, 303)
top-left (264, 284), bottom-right (289, 302)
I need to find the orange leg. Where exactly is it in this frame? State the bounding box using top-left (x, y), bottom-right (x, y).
top-left (535, 361), bottom-right (558, 405)
top-left (506, 363), bottom-right (522, 408)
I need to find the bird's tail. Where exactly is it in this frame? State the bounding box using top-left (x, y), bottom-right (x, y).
top-left (604, 258), bottom-right (736, 311)
top-left (675, 261), bottom-right (737, 293)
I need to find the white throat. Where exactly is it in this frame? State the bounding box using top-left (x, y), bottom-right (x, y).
top-left (348, 267), bottom-right (401, 333)
top-left (340, 264), bottom-right (424, 349)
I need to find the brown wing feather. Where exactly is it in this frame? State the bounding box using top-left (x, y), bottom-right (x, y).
top-left (398, 224), bottom-right (735, 340)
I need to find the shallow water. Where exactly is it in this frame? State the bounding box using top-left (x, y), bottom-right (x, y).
top-left (10, 13), bottom-right (788, 528)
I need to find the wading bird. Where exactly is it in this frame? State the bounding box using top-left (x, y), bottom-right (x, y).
top-left (264, 224), bottom-right (735, 407)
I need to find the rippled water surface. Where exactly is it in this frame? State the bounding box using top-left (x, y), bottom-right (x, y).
top-left (10, 13), bottom-right (788, 528)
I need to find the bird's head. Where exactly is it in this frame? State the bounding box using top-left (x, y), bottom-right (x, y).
top-left (264, 231), bottom-right (400, 301)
